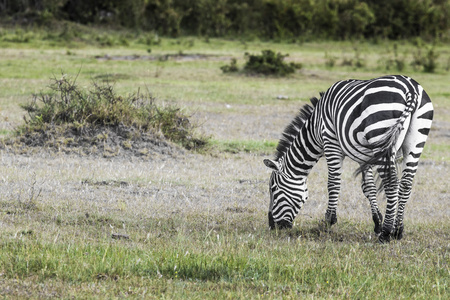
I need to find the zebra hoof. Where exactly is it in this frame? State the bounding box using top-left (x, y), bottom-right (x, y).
top-left (373, 211), bottom-right (383, 235)
top-left (325, 211), bottom-right (337, 226)
top-left (392, 225), bottom-right (404, 240)
top-left (378, 234), bottom-right (391, 244)
top-left (378, 229), bottom-right (391, 244)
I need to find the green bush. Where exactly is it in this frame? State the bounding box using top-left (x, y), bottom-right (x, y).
top-left (220, 58), bottom-right (239, 73)
top-left (382, 44), bottom-right (406, 72)
top-left (243, 50), bottom-right (301, 76)
top-left (411, 45), bottom-right (439, 73)
top-left (19, 74), bottom-right (207, 150)
top-left (2, 29), bottom-right (34, 43)
top-left (324, 52), bottom-right (337, 68)
top-left (220, 50), bottom-right (301, 76)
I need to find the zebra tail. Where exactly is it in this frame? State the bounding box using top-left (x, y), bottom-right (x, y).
top-left (355, 92), bottom-right (418, 178)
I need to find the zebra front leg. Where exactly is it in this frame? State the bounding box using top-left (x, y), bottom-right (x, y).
top-left (324, 159), bottom-right (343, 227)
top-left (361, 166), bottom-right (383, 234)
top-left (377, 156), bottom-right (399, 243)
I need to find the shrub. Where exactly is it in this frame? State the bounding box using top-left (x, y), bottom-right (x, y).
top-left (243, 50), bottom-right (301, 76)
top-left (324, 52), bottom-right (337, 68)
top-left (220, 50), bottom-right (301, 76)
top-left (19, 74), bottom-right (207, 150)
top-left (422, 47), bottom-right (439, 73)
top-left (382, 43), bottom-right (406, 72)
top-left (411, 44), bottom-right (439, 73)
top-left (220, 58), bottom-right (239, 73)
top-left (340, 47), bottom-right (365, 69)
top-left (2, 29), bottom-right (33, 43)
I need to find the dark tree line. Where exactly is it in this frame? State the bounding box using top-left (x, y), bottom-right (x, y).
top-left (1, 0), bottom-right (449, 40)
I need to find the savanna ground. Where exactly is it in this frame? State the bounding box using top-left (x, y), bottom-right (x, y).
top-left (0, 29), bottom-right (449, 298)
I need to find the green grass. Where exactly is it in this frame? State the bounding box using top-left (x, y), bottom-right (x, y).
top-left (0, 26), bottom-right (449, 298)
top-left (1, 211), bottom-right (448, 298)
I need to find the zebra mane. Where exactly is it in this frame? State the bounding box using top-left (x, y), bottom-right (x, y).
top-left (274, 95), bottom-right (320, 161)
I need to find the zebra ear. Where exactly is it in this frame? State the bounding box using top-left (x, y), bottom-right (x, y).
top-left (263, 159), bottom-right (281, 172)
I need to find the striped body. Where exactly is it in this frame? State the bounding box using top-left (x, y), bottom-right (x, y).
top-left (264, 75), bottom-right (433, 242)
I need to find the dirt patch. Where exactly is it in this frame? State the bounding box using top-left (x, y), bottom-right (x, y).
top-left (94, 53), bottom-right (225, 62)
top-left (1, 123), bottom-right (184, 160)
top-left (93, 73), bottom-right (134, 82)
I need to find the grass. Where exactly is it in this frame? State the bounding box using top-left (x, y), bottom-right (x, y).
top-left (1, 204), bottom-right (448, 298)
top-left (1, 173), bottom-right (448, 298)
top-left (421, 142), bottom-right (450, 162)
top-left (0, 26), bottom-right (449, 298)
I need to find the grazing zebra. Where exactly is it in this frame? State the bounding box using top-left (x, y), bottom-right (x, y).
top-left (264, 75), bottom-right (433, 243)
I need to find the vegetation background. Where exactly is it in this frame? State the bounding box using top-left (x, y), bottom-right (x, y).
top-left (1, 0), bottom-right (449, 40)
top-left (0, 0), bottom-right (448, 298)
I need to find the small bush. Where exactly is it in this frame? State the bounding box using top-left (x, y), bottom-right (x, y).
top-left (2, 29), bottom-right (34, 43)
top-left (340, 47), bottom-right (365, 69)
top-left (220, 50), bottom-right (301, 76)
top-left (324, 52), bottom-right (337, 68)
top-left (422, 47), bottom-right (439, 73)
top-left (382, 44), bottom-right (406, 72)
top-left (243, 50), bottom-right (301, 76)
top-left (137, 33), bottom-right (161, 46)
top-left (411, 45), bottom-right (439, 73)
top-left (19, 74), bottom-right (207, 150)
top-left (220, 58), bottom-right (239, 73)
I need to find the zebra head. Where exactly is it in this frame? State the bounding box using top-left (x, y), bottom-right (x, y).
top-left (264, 158), bottom-right (308, 230)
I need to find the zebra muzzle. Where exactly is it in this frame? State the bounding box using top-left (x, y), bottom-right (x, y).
top-left (268, 212), bottom-right (292, 230)
top-left (268, 211), bottom-right (275, 229)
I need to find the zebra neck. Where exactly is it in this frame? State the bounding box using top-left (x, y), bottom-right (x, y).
top-left (283, 123), bottom-right (322, 178)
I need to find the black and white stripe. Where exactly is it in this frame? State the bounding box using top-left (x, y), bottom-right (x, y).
top-left (264, 75), bottom-right (433, 243)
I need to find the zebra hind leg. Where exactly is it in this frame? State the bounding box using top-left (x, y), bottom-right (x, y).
top-left (392, 143), bottom-right (427, 240)
top-left (392, 95), bottom-right (433, 240)
top-left (361, 166), bottom-right (383, 234)
top-left (391, 172), bottom-right (412, 240)
top-left (377, 155), bottom-right (399, 244)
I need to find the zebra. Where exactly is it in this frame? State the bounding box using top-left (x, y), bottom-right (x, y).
top-left (263, 75), bottom-right (433, 243)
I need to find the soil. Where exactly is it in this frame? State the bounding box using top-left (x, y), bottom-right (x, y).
top-left (94, 53), bottom-right (227, 62)
top-left (1, 123), bottom-right (184, 160)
